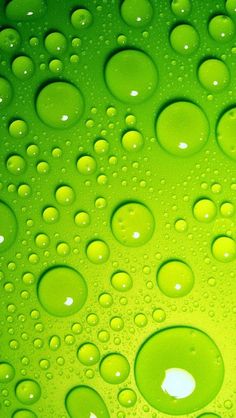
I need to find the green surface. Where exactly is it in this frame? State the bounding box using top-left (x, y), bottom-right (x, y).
top-left (0, 0), bottom-right (236, 417)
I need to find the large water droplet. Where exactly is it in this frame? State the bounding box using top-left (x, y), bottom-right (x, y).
top-left (66, 386), bottom-right (109, 418)
top-left (121, 0), bottom-right (153, 28)
top-left (170, 24), bottom-right (199, 55)
top-left (15, 379), bottom-right (41, 405)
top-left (217, 107), bottom-right (236, 161)
top-left (198, 59), bottom-right (230, 92)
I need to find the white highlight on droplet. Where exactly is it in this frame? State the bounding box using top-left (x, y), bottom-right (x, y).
top-left (64, 297), bottom-right (73, 306)
top-left (131, 90), bottom-right (138, 97)
top-left (133, 231), bottom-right (140, 239)
top-left (0, 235), bottom-right (4, 244)
top-left (161, 367), bottom-right (196, 399)
top-left (179, 142), bottom-right (188, 149)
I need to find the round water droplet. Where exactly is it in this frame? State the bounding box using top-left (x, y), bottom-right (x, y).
top-left (99, 293), bottom-right (113, 307)
top-left (193, 198), bottom-right (217, 222)
top-left (208, 15), bottom-right (235, 42)
top-left (42, 206), bottom-right (59, 223)
top-left (157, 260), bottom-right (194, 297)
top-left (15, 379), bottom-right (41, 405)
top-left (94, 138), bottom-right (109, 155)
top-left (0, 77), bottom-right (12, 108)
top-left (111, 271), bottom-right (133, 292)
top-left (170, 24), bottom-right (199, 55)
top-left (111, 202), bottom-right (154, 247)
top-left (105, 49), bottom-right (157, 104)
top-left (6, 0), bottom-right (47, 21)
top-left (71, 8), bottom-right (93, 29)
top-left (77, 343), bottom-right (100, 366)
top-left (198, 59), bottom-right (230, 92)
top-left (35, 233), bottom-right (50, 248)
top-left (118, 388), bottom-right (137, 407)
top-left (7, 154), bottom-right (26, 175)
top-left (156, 101), bottom-right (209, 157)
top-left (12, 56), bottom-right (34, 80)
top-left (74, 211), bottom-right (90, 227)
top-left (100, 353), bottom-right (130, 384)
top-left (174, 219), bottom-right (187, 232)
top-left (55, 185), bottom-right (75, 206)
top-left (135, 326), bottom-right (224, 415)
top-left (49, 58), bottom-right (63, 74)
top-left (121, 0), bottom-right (153, 28)
top-left (226, 0), bottom-right (236, 14)
top-left (110, 316), bottom-right (124, 331)
top-left (152, 308), bottom-right (166, 322)
top-left (86, 240), bottom-right (110, 264)
top-left (44, 32), bottom-right (67, 55)
top-left (171, 0), bottom-right (191, 17)
top-left (12, 410), bottom-right (37, 418)
top-left (212, 236), bottom-right (236, 263)
top-left (0, 362), bottom-right (15, 383)
top-left (220, 202), bottom-right (234, 217)
top-left (77, 155), bottom-right (96, 175)
top-left (36, 82), bottom-right (84, 129)
top-left (49, 335), bottom-right (61, 351)
top-left (0, 201), bottom-right (17, 252)
top-left (9, 119), bottom-right (28, 138)
top-left (0, 28), bottom-right (21, 52)
top-left (38, 266), bottom-right (87, 316)
top-left (66, 386), bottom-right (109, 418)
top-left (122, 130), bottom-right (144, 152)
top-left (134, 313), bottom-right (147, 327)
top-left (217, 107), bottom-right (236, 161)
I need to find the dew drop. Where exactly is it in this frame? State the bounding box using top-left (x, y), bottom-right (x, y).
top-left (121, 0), bottom-right (153, 28)
top-left (100, 353), bottom-right (130, 384)
top-left (198, 59), bottom-right (230, 92)
top-left (15, 379), bottom-right (41, 405)
top-left (66, 386), bottom-right (109, 418)
top-left (86, 240), bottom-right (110, 264)
top-left (157, 260), bottom-right (194, 297)
top-left (170, 24), bottom-right (199, 55)
top-left (212, 236), bottom-right (236, 263)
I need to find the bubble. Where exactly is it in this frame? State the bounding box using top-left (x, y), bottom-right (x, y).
top-left (37, 161), bottom-right (49, 174)
top-left (0, 77), bottom-right (13, 108)
top-left (208, 15), bottom-right (235, 42)
top-left (118, 388), bottom-right (137, 407)
top-left (134, 313), bottom-right (147, 327)
top-left (55, 185), bottom-right (75, 206)
top-left (111, 271), bottom-right (133, 292)
top-left (212, 236), bottom-right (236, 263)
top-left (44, 32), bottom-right (67, 55)
top-left (49, 59), bottom-right (63, 74)
top-left (157, 260), bottom-right (194, 298)
top-left (0, 362), bottom-right (15, 383)
top-left (42, 206), bottom-right (59, 223)
top-left (86, 240), bottom-right (110, 264)
top-left (71, 8), bottom-right (93, 29)
top-left (12, 56), bottom-right (34, 80)
top-left (9, 119), bottom-right (28, 138)
top-left (6, 154), bottom-right (26, 175)
top-left (0, 28), bottom-right (21, 52)
top-left (156, 101), bottom-right (209, 157)
top-left (77, 343), bottom-right (100, 366)
top-left (170, 24), bottom-right (199, 55)
top-left (121, 0), bottom-right (153, 28)
top-left (66, 386), bottom-right (109, 418)
top-left (0, 201), bottom-right (17, 252)
top-left (174, 219), bottom-right (187, 232)
top-left (122, 130), bottom-right (144, 152)
top-left (111, 202), bottom-right (154, 247)
top-left (74, 211), bottom-right (90, 227)
top-left (6, 0), bottom-right (47, 21)
top-left (38, 266), bottom-right (87, 316)
top-left (226, 0), bottom-right (236, 14)
top-left (15, 379), bottom-right (41, 405)
top-left (152, 308), bottom-right (166, 322)
top-left (77, 155), bottom-right (97, 175)
top-left (99, 293), bottom-right (113, 307)
top-left (105, 49), bottom-right (158, 104)
top-left (100, 353), bottom-right (130, 384)
top-left (94, 138), bottom-right (109, 155)
top-left (198, 59), bottom-right (230, 92)
top-left (217, 107), bottom-right (236, 161)
top-left (36, 82), bottom-right (84, 129)
top-left (193, 199), bottom-right (217, 222)
top-left (35, 233), bottom-right (50, 248)
top-left (110, 316), bottom-right (124, 331)
top-left (12, 410), bottom-right (37, 418)
top-left (171, 0), bottom-right (191, 17)
top-left (197, 414), bottom-right (221, 418)
top-left (220, 202), bottom-right (234, 217)
top-left (135, 326), bottom-right (224, 415)
top-left (57, 242), bottom-right (70, 256)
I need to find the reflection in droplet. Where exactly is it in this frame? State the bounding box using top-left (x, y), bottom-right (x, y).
top-left (161, 368), bottom-right (196, 399)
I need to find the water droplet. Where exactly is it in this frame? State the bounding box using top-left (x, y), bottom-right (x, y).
top-left (77, 155), bottom-right (97, 175)
top-left (35, 233), bottom-right (50, 248)
top-left (226, 0), bottom-right (236, 14)
top-left (71, 8), bottom-right (93, 29)
top-left (135, 327), bottom-right (224, 414)
top-left (134, 313), bottom-right (147, 327)
top-left (121, 0), bottom-right (153, 28)
top-left (49, 335), bottom-right (61, 351)
top-left (9, 119), bottom-right (28, 138)
top-left (66, 386), bottom-right (109, 418)
top-left (170, 24), bottom-right (199, 55)
top-left (44, 32), bottom-right (67, 55)
top-left (152, 308), bottom-right (166, 322)
top-left (0, 28), bottom-right (21, 52)
top-left (86, 240), bottom-right (110, 264)
top-left (6, 154), bottom-right (26, 175)
top-left (36, 82), bottom-right (84, 129)
top-left (174, 219), bottom-right (187, 232)
top-left (38, 266), bottom-right (87, 316)
top-left (198, 59), bottom-right (230, 92)
top-left (217, 107), bottom-right (236, 161)
top-left (0, 201), bottom-right (17, 252)
top-left (156, 101), bottom-right (209, 157)
top-left (193, 198), bottom-right (217, 222)
top-left (171, 0), bottom-right (191, 17)
top-left (157, 260), bottom-right (194, 297)
top-left (118, 388), bottom-right (137, 407)
top-left (111, 202), bottom-right (154, 247)
top-left (42, 206), bottom-right (59, 223)
top-left (111, 271), bottom-right (133, 292)
top-left (100, 353), bottom-right (130, 384)
top-left (208, 15), bottom-right (235, 42)
top-left (0, 77), bottom-right (13, 108)
top-left (220, 202), bottom-right (234, 217)
top-left (12, 56), bottom-right (34, 80)
top-left (110, 316), bottom-right (124, 331)
top-left (0, 362), bottom-right (15, 383)
top-left (212, 236), bottom-right (236, 263)
top-left (15, 379), bottom-right (41, 405)
top-left (55, 185), bottom-right (75, 206)
top-left (12, 410), bottom-right (37, 418)
top-left (77, 343), bottom-right (100, 366)
top-left (74, 211), bottom-right (90, 227)
top-left (99, 292), bottom-right (113, 307)
top-left (94, 138), bottom-right (109, 155)
top-left (105, 49), bottom-right (158, 104)
top-left (6, 0), bottom-right (47, 21)
top-left (49, 58), bottom-right (63, 74)
top-left (122, 130), bottom-right (144, 152)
